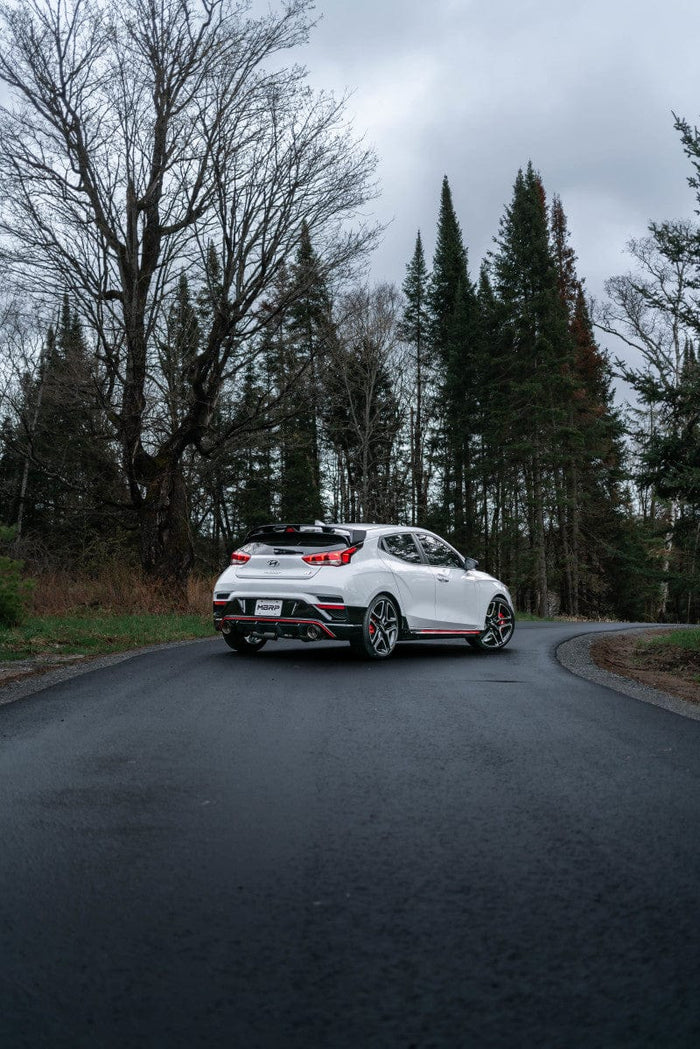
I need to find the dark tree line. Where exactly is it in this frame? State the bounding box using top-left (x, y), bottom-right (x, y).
top-left (397, 167), bottom-right (631, 618)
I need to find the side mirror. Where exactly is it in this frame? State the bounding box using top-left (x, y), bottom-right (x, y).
top-left (463, 557), bottom-right (479, 571)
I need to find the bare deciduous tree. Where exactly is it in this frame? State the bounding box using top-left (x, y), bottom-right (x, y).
top-left (0, 0), bottom-right (378, 588)
top-left (596, 221), bottom-right (700, 616)
top-left (598, 222), bottom-right (698, 396)
top-left (322, 284), bottom-right (406, 522)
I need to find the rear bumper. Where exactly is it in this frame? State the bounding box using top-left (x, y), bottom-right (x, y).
top-left (213, 592), bottom-right (365, 640)
top-left (215, 614), bottom-right (361, 642)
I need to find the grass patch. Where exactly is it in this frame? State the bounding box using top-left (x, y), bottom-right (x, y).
top-left (640, 628), bottom-right (700, 654)
top-left (0, 612), bottom-right (212, 662)
top-left (635, 628), bottom-right (700, 679)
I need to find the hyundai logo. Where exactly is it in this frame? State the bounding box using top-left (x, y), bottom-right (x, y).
top-left (268, 559), bottom-right (280, 567)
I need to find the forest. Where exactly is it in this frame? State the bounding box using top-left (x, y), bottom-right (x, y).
top-left (0, 0), bottom-right (699, 624)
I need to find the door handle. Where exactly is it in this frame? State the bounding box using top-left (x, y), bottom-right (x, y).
top-left (436, 572), bottom-right (450, 582)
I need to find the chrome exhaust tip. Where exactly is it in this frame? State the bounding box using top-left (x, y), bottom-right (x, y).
top-left (306, 624), bottom-right (321, 641)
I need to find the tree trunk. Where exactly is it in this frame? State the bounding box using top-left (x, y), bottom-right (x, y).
top-left (658, 498), bottom-right (677, 620)
top-left (15, 349), bottom-right (49, 539)
top-left (554, 464), bottom-right (574, 615)
top-left (138, 461), bottom-right (194, 597)
top-left (409, 405), bottom-right (416, 526)
top-left (531, 453), bottom-right (549, 618)
top-left (569, 457), bottom-right (580, 617)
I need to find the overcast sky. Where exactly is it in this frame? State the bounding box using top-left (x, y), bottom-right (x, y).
top-left (284, 0), bottom-right (700, 361)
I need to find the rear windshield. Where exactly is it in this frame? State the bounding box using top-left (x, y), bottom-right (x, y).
top-left (243, 533), bottom-right (350, 555)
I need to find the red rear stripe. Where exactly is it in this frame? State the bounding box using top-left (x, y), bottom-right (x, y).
top-left (221, 616), bottom-right (337, 639)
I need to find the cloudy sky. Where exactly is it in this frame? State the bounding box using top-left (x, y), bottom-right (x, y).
top-left (285, 0), bottom-right (700, 354)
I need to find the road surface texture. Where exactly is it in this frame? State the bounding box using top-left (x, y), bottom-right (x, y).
top-left (1, 622), bottom-right (699, 1048)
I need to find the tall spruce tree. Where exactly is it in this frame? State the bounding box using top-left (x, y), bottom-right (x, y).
top-left (399, 231), bottom-right (431, 523)
top-left (1, 295), bottom-right (121, 554)
top-left (549, 198), bottom-right (626, 614)
top-left (159, 274), bottom-right (201, 432)
top-left (278, 223), bottom-right (332, 521)
top-left (472, 262), bottom-right (503, 571)
top-left (427, 176), bottom-right (478, 548)
top-left (233, 363), bottom-right (276, 533)
top-left (491, 164), bottom-right (574, 615)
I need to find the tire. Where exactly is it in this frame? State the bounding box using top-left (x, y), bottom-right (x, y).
top-left (469, 597), bottom-right (515, 651)
top-left (223, 632), bottom-right (267, 654)
top-left (350, 594), bottom-right (400, 659)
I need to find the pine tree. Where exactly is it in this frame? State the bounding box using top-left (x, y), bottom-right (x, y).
top-left (1, 295), bottom-right (122, 554)
top-left (160, 273), bottom-right (201, 431)
top-left (49, 295), bottom-right (122, 547)
top-left (0, 337), bottom-right (52, 539)
top-left (550, 195), bottom-right (579, 317)
top-left (472, 262), bottom-right (504, 572)
top-left (548, 199), bottom-right (626, 613)
top-left (491, 164), bottom-right (574, 615)
top-left (278, 223), bottom-right (332, 521)
top-left (568, 285), bottom-right (625, 613)
top-left (234, 364), bottom-right (276, 532)
top-left (641, 341), bottom-right (700, 503)
top-left (428, 177), bottom-right (470, 357)
top-left (399, 231), bottom-right (431, 523)
top-left (427, 177), bottom-right (478, 547)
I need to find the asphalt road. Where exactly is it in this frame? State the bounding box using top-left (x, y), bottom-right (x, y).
top-left (1, 622), bottom-right (699, 1049)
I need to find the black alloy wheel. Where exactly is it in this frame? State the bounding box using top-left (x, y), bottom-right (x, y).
top-left (351, 595), bottom-right (400, 659)
top-left (469, 597), bottom-right (515, 651)
top-left (223, 632), bottom-right (267, 654)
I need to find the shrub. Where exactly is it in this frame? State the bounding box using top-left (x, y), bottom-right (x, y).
top-left (0, 525), bottom-right (35, 628)
top-left (0, 555), bottom-right (35, 628)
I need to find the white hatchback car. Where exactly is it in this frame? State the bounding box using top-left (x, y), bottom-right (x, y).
top-left (213, 523), bottom-right (515, 659)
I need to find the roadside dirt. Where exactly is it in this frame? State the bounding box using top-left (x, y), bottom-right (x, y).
top-left (0, 654), bottom-right (90, 688)
top-left (0, 638), bottom-right (212, 702)
top-left (591, 630), bottom-right (700, 706)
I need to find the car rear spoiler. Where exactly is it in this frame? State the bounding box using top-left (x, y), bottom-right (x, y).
top-left (244, 523), bottom-right (367, 547)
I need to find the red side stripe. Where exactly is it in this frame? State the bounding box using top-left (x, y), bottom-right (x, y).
top-left (417, 629), bottom-right (481, 635)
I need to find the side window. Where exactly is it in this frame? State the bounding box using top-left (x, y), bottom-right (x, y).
top-left (381, 533), bottom-right (423, 564)
top-left (417, 534), bottom-right (464, 569)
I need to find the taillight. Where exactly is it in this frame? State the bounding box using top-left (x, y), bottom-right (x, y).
top-left (230, 550), bottom-right (251, 564)
top-left (302, 545), bottom-right (359, 566)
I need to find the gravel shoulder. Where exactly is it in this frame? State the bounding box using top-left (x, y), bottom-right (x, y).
top-left (557, 627), bottom-right (700, 721)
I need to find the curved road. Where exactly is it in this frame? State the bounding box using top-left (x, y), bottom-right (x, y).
top-left (1, 623), bottom-right (699, 1048)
